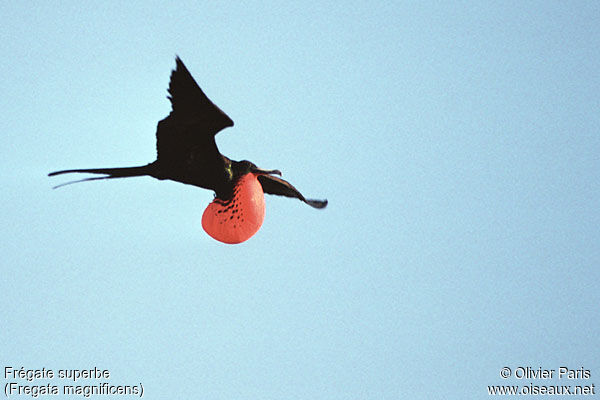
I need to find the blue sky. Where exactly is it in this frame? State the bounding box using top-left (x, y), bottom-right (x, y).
top-left (1, 1), bottom-right (599, 399)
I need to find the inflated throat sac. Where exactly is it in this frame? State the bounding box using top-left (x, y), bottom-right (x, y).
top-left (202, 174), bottom-right (266, 244)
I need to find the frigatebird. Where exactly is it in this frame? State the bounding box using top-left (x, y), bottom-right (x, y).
top-left (49, 57), bottom-right (327, 244)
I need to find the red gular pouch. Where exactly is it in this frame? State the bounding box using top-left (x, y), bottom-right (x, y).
top-left (202, 173), bottom-right (266, 244)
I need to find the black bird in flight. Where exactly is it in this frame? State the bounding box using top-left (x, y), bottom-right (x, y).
top-left (49, 57), bottom-right (327, 244)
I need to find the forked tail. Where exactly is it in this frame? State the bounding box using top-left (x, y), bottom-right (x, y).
top-left (48, 164), bottom-right (155, 189)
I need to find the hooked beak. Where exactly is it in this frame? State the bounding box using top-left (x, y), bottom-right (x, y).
top-left (251, 166), bottom-right (282, 176)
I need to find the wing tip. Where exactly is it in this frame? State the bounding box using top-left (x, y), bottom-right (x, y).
top-left (174, 55), bottom-right (186, 72)
top-left (306, 199), bottom-right (328, 209)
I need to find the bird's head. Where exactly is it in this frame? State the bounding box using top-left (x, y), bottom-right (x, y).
top-left (233, 160), bottom-right (282, 179)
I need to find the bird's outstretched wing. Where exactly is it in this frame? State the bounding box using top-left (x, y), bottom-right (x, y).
top-left (156, 57), bottom-right (233, 164)
top-left (167, 56), bottom-right (233, 131)
top-left (258, 175), bottom-right (328, 209)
